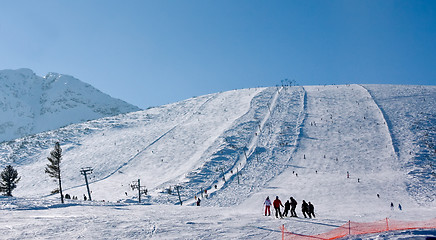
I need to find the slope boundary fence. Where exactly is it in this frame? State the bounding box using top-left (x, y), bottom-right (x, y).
top-left (280, 218), bottom-right (436, 240)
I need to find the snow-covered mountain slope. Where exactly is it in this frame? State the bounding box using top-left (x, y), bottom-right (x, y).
top-left (364, 85), bottom-right (436, 203)
top-left (248, 85), bottom-right (433, 220)
top-left (0, 68), bottom-right (141, 143)
top-left (0, 85), bottom-right (435, 239)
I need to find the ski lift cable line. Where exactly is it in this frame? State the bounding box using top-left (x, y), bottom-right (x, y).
top-left (60, 94), bottom-right (219, 194)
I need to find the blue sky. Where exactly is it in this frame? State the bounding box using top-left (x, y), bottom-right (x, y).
top-left (1, 1), bottom-right (436, 108)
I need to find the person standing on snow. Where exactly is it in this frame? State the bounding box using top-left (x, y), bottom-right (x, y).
top-left (290, 197), bottom-right (298, 217)
top-left (301, 200), bottom-right (309, 218)
top-left (283, 200), bottom-right (291, 217)
top-left (273, 196), bottom-right (284, 218)
top-left (264, 196), bottom-right (272, 216)
top-left (308, 202), bottom-right (315, 218)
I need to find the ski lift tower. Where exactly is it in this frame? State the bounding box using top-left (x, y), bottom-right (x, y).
top-left (130, 179), bottom-right (147, 203)
top-left (80, 167), bottom-right (93, 201)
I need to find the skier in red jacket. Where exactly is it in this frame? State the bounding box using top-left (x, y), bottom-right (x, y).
top-left (273, 196), bottom-right (284, 218)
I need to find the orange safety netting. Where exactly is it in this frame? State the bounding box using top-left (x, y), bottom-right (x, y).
top-left (280, 218), bottom-right (436, 240)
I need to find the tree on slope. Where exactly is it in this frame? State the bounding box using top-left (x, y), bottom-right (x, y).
top-left (45, 142), bottom-right (64, 203)
top-left (0, 165), bottom-right (21, 197)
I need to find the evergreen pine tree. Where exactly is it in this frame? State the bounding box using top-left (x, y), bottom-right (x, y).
top-left (0, 165), bottom-right (21, 197)
top-left (45, 142), bottom-right (64, 203)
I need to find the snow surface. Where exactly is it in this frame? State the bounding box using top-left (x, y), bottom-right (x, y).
top-left (0, 68), bottom-right (141, 143)
top-left (0, 84), bottom-right (435, 239)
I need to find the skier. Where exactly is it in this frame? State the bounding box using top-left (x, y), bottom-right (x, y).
top-left (283, 200), bottom-right (291, 217)
top-left (264, 196), bottom-right (272, 216)
top-left (308, 202), bottom-right (315, 218)
top-left (273, 196), bottom-right (284, 218)
top-left (301, 200), bottom-right (309, 218)
top-left (196, 198), bottom-right (201, 206)
top-left (398, 204), bottom-right (402, 211)
top-left (290, 197), bottom-right (298, 217)
top-left (390, 202), bottom-right (394, 210)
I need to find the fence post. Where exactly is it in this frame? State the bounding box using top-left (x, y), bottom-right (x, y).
top-left (282, 224), bottom-right (284, 240)
top-left (348, 220), bottom-right (351, 235)
top-left (386, 217), bottom-right (389, 231)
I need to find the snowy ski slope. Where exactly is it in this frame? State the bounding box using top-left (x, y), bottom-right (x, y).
top-left (0, 84), bottom-right (435, 239)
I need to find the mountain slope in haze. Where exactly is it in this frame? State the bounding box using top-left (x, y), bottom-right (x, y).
top-left (0, 68), bottom-right (141, 143)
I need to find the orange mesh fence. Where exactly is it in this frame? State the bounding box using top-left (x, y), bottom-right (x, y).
top-left (280, 218), bottom-right (436, 240)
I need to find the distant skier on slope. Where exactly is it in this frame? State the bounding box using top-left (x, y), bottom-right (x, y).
top-left (264, 196), bottom-right (272, 216)
top-left (273, 196), bottom-right (284, 218)
top-left (196, 198), bottom-right (201, 206)
top-left (301, 200), bottom-right (309, 218)
top-left (290, 197), bottom-right (298, 217)
top-left (283, 200), bottom-right (291, 217)
top-left (308, 202), bottom-right (315, 218)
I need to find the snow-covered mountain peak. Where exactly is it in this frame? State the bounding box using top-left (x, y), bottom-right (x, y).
top-left (4, 68), bottom-right (36, 78)
top-left (43, 72), bottom-right (75, 85)
top-left (0, 68), bottom-right (141, 143)
top-left (41, 72), bottom-right (92, 92)
top-left (43, 72), bottom-right (65, 85)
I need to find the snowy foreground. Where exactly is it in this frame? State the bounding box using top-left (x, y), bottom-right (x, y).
top-left (1, 197), bottom-right (435, 240)
top-left (1, 85), bottom-right (435, 239)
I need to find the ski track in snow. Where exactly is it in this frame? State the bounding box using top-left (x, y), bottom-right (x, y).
top-left (359, 84), bottom-right (400, 160)
top-left (362, 85), bottom-right (436, 204)
top-left (203, 86), bottom-right (307, 207)
top-left (184, 86), bottom-right (285, 206)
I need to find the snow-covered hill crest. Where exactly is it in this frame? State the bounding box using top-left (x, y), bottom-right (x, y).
top-left (0, 84), bottom-right (435, 239)
top-left (0, 68), bottom-right (141, 142)
top-left (1, 84), bottom-right (434, 206)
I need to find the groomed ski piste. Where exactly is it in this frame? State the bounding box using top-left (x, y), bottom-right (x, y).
top-left (0, 84), bottom-right (435, 239)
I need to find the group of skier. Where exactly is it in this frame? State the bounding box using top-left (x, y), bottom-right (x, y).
top-left (264, 196), bottom-right (315, 219)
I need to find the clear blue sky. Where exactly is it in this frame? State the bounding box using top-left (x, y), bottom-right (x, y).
top-left (1, 0), bottom-right (436, 108)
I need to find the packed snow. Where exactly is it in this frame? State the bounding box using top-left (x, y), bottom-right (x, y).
top-left (0, 84), bottom-right (435, 239)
